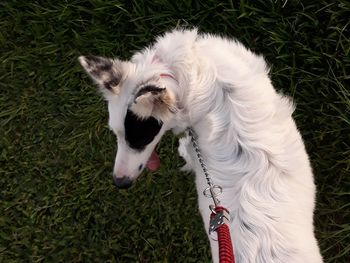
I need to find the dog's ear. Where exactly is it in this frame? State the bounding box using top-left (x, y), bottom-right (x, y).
top-left (130, 84), bottom-right (177, 120)
top-left (78, 55), bottom-right (123, 95)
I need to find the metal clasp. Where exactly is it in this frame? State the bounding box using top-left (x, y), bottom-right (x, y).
top-left (203, 185), bottom-right (222, 207)
top-left (209, 209), bottom-right (231, 235)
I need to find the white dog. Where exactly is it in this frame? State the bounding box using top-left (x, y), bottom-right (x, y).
top-left (79, 29), bottom-right (323, 263)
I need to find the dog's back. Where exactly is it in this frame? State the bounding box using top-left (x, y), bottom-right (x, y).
top-left (155, 29), bottom-right (323, 262)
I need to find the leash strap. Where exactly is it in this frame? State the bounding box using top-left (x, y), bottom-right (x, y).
top-left (211, 207), bottom-right (235, 263)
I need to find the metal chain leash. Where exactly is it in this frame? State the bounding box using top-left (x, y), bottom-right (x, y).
top-left (187, 128), bottom-right (223, 208)
top-left (188, 128), bottom-right (235, 263)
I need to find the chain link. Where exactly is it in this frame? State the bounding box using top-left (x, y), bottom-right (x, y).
top-left (188, 128), bottom-right (222, 207)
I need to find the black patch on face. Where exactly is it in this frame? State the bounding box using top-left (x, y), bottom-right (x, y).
top-left (124, 110), bottom-right (163, 150)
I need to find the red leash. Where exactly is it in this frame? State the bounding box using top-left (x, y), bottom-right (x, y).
top-left (210, 206), bottom-right (235, 263)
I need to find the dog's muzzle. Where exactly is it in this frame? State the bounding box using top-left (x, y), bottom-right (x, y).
top-left (113, 176), bottom-right (133, 189)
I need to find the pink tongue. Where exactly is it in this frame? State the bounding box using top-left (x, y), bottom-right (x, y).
top-left (147, 150), bottom-right (160, 171)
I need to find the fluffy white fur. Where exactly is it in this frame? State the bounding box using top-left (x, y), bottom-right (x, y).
top-left (79, 29), bottom-right (323, 263)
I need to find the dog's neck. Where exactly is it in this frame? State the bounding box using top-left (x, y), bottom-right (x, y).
top-left (172, 85), bottom-right (247, 186)
top-left (160, 51), bottom-right (308, 188)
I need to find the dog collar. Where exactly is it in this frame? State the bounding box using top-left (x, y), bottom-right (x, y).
top-left (160, 73), bottom-right (177, 82)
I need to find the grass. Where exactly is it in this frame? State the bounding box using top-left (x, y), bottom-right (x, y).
top-left (0, 0), bottom-right (349, 262)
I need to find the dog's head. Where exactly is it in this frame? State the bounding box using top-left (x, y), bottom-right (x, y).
top-left (79, 55), bottom-right (179, 188)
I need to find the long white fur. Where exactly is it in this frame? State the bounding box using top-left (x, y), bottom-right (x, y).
top-left (80, 28), bottom-right (323, 263)
top-left (160, 29), bottom-right (322, 263)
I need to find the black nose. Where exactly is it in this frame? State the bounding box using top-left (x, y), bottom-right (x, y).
top-left (113, 176), bottom-right (133, 189)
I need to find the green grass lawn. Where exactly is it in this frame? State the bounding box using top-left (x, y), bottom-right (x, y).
top-left (1, 0), bottom-right (349, 262)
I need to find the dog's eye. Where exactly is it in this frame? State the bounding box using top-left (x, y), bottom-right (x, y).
top-left (124, 110), bottom-right (162, 150)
